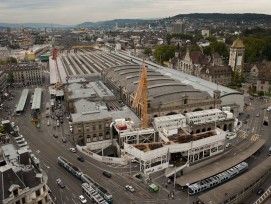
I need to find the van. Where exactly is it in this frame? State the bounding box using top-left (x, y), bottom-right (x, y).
top-left (102, 171), bottom-right (111, 178)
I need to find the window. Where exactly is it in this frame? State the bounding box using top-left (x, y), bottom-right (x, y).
top-left (36, 189), bottom-right (40, 196)
top-left (92, 125), bottom-right (96, 131)
top-left (99, 124), bottom-right (102, 130)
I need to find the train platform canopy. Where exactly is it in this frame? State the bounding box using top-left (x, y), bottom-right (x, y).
top-left (49, 57), bottom-right (67, 85)
top-left (176, 139), bottom-right (265, 186)
top-left (198, 155), bottom-right (271, 204)
top-left (31, 88), bottom-right (42, 110)
top-left (15, 89), bottom-right (29, 112)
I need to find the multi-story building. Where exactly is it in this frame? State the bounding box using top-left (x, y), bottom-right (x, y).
top-left (0, 47), bottom-right (11, 60)
top-left (0, 71), bottom-right (7, 98)
top-left (0, 143), bottom-right (52, 204)
top-left (229, 39), bottom-right (245, 73)
top-left (1, 62), bottom-right (42, 86)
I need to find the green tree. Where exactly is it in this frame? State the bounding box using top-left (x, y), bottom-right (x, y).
top-left (6, 57), bottom-right (17, 64)
top-left (210, 41), bottom-right (229, 59)
top-left (143, 47), bottom-right (152, 56)
top-left (231, 71), bottom-right (244, 86)
top-left (153, 45), bottom-right (175, 65)
top-left (0, 125), bottom-right (5, 133)
top-left (7, 73), bottom-right (14, 84)
top-left (189, 45), bottom-right (201, 52)
top-left (203, 46), bottom-right (212, 56)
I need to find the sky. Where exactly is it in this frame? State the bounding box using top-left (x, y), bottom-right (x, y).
top-left (0, 0), bottom-right (271, 25)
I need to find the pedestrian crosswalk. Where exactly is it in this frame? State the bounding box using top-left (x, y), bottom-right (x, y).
top-left (250, 134), bottom-right (259, 142)
top-left (239, 132), bottom-right (247, 139)
top-left (237, 132), bottom-right (260, 142)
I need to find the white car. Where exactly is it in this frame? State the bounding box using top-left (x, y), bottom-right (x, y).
top-left (47, 121), bottom-right (50, 126)
top-left (125, 185), bottom-right (135, 192)
top-left (69, 147), bottom-right (76, 153)
top-left (79, 195), bottom-right (87, 204)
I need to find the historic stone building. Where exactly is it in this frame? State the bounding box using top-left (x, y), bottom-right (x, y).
top-left (0, 62), bottom-right (42, 86)
top-left (229, 39), bottom-right (245, 73)
top-left (102, 64), bottom-right (222, 125)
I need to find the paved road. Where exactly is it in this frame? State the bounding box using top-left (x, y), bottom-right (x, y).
top-left (5, 83), bottom-right (271, 204)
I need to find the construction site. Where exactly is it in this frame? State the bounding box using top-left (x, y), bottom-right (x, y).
top-left (48, 46), bottom-right (241, 176)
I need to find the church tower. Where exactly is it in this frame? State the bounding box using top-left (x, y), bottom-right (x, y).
top-left (229, 39), bottom-right (245, 73)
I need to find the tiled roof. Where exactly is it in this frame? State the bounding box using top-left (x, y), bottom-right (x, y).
top-left (231, 39), bottom-right (245, 48)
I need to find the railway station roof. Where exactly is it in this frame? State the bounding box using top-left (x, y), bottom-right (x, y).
top-left (116, 51), bottom-right (241, 98)
top-left (16, 89), bottom-right (29, 112)
top-left (176, 139), bottom-right (265, 186)
top-left (31, 88), bottom-right (42, 110)
top-left (198, 155), bottom-right (271, 204)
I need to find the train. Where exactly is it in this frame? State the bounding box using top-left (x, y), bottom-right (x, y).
top-left (82, 183), bottom-right (108, 204)
top-left (188, 162), bottom-right (248, 195)
top-left (57, 157), bottom-right (113, 203)
top-left (57, 156), bottom-right (83, 179)
top-left (81, 174), bottom-right (113, 203)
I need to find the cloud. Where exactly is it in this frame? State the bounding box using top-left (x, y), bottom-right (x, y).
top-left (0, 0), bottom-right (270, 24)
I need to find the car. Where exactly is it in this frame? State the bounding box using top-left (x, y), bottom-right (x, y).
top-left (225, 143), bottom-right (231, 148)
top-left (102, 171), bottom-right (111, 178)
top-left (125, 185), bottom-right (135, 192)
top-left (256, 113), bottom-right (260, 117)
top-left (77, 156), bottom-right (85, 162)
top-left (79, 195), bottom-right (87, 204)
top-left (257, 188), bottom-right (265, 195)
top-left (62, 138), bottom-right (67, 143)
top-left (56, 178), bottom-right (65, 188)
top-left (53, 134), bottom-right (58, 138)
top-left (47, 121), bottom-right (50, 126)
top-left (69, 147), bottom-right (76, 153)
top-left (56, 121), bottom-right (60, 127)
top-left (70, 128), bottom-right (73, 133)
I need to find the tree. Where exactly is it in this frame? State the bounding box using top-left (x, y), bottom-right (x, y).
top-left (143, 47), bottom-right (152, 56)
top-left (7, 73), bottom-right (14, 84)
top-left (231, 71), bottom-right (244, 86)
top-left (153, 45), bottom-right (175, 65)
top-left (189, 45), bottom-right (201, 52)
top-left (6, 57), bottom-right (17, 64)
top-left (210, 41), bottom-right (229, 60)
top-left (0, 125), bottom-right (5, 133)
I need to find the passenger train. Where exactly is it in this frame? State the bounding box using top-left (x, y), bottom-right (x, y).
top-left (57, 157), bottom-right (113, 203)
top-left (188, 162), bottom-right (248, 195)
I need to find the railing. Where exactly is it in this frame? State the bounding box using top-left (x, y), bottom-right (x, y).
top-left (253, 185), bottom-right (271, 204)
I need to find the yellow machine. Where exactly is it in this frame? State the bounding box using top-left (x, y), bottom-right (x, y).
top-left (132, 62), bottom-right (148, 129)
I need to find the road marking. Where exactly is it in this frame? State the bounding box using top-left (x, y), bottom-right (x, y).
top-left (72, 199), bottom-right (76, 204)
top-left (72, 193), bottom-right (76, 198)
top-left (66, 186), bottom-right (70, 190)
top-left (36, 150), bottom-right (40, 153)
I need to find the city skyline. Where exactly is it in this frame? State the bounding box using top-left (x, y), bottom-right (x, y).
top-left (0, 0), bottom-right (271, 25)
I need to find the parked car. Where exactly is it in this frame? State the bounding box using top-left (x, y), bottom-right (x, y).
top-left (69, 147), bottom-right (76, 153)
top-left (125, 185), bottom-right (135, 192)
top-left (56, 178), bottom-right (65, 188)
top-left (56, 121), bottom-right (60, 127)
top-left (77, 156), bottom-right (85, 162)
top-left (225, 143), bottom-right (231, 148)
top-left (62, 138), bottom-right (67, 143)
top-left (256, 113), bottom-right (260, 117)
top-left (79, 195), bottom-right (87, 204)
top-left (53, 134), bottom-right (58, 138)
top-left (102, 171), bottom-right (111, 178)
top-left (47, 121), bottom-right (50, 126)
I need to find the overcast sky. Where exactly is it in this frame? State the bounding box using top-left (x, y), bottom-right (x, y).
top-left (0, 0), bottom-right (270, 25)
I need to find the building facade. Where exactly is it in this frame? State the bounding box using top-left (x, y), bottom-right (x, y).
top-left (1, 62), bottom-right (42, 86)
top-left (0, 144), bottom-right (52, 204)
top-left (0, 71), bottom-right (7, 98)
top-left (229, 39), bottom-right (245, 73)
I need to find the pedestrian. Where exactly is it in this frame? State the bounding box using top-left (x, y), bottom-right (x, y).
top-left (165, 184), bottom-right (167, 188)
top-left (168, 194), bottom-right (170, 198)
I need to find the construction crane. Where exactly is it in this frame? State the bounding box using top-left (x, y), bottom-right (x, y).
top-left (52, 48), bottom-right (62, 90)
top-left (132, 62), bottom-right (148, 129)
